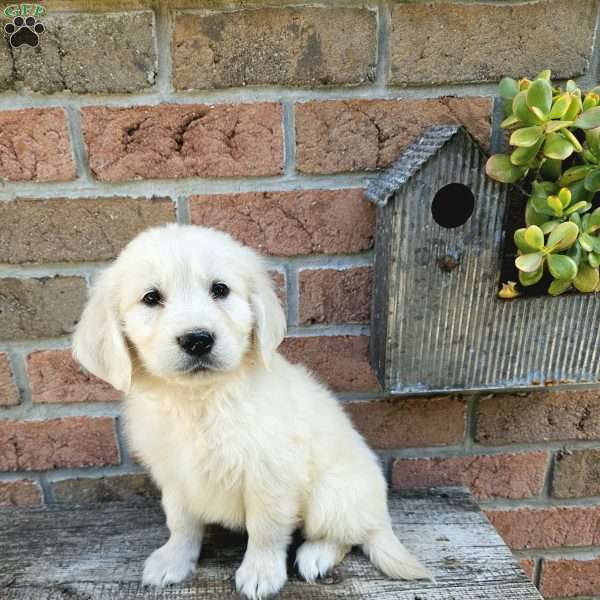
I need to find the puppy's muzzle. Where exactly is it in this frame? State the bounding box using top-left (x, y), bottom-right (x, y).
top-left (177, 330), bottom-right (215, 357)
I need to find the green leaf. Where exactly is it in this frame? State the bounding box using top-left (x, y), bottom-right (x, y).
top-left (547, 254), bottom-right (578, 280)
top-left (587, 209), bottom-right (600, 231)
top-left (547, 221), bottom-right (579, 251)
top-left (569, 179), bottom-right (594, 204)
top-left (501, 114), bottom-right (521, 128)
top-left (548, 278), bottom-right (572, 296)
top-left (524, 225), bottom-right (545, 250)
top-left (519, 267), bottom-right (544, 287)
top-left (525, 199), bottom-right (550, 227)
top-left (541, 220), bottom-right (561, 234)
top-left (543, 133), bottom-right (574, 160)
top-left (515, 252), bottom-right (544, 273)
top-left (486, 154), bottom-right (527, 183)
top-left (585, 127), bottom-right (600, 157)
top-left (513, 91), bottom-right (541, 125)
top-left (510, 126), bottom-right (544, 147)
top-left (527, 79), bottom-right (553, 116)
top-left (589, 253), bottom-right (600, 268)
top-left (575, 106), bottom-right (600, 129)
top-left (535, 69), bottom-right (552, 81)
top-left (565, 201), bottom-right (592, 215)
top-left (562, 128), bottom-right (583, 152)
top-left (514, 228), bottom-right (541, 253)
top-left (573, 263), bottom-right (599, 292)
top-left (566, 80), bottom-right (579, 93)
top-left (499, 77), bottom-right (519, 99)
top-left (558, 187), bottom-right (572, 208)
top-left (547, 195), bottom-right (563, 216)
top-left (545, 120), bottom-right (573, 133)
top-left (579, 232), bottom-right (596, 252)
top-left (584, 169), bottom-right (600, 192)
top-left (510, 141), bottom-right (542, 166)
top-left (549, 94), bottom-right (572, 119)
top-left (559, 165), bottom-right (592, 185)
top-left (563, 93), bottom-right (583, 122)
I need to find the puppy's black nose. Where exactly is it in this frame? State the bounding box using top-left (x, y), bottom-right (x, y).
top-left (177, 331), bottom-right (215, 357)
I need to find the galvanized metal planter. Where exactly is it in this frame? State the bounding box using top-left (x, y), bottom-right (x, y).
top-left (366, 125), bottom-right (600, 395)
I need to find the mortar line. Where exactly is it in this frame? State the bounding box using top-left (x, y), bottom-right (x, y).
top-left (286, 264), bottom-right (300, 328)
top-left (463, 395), bottom-right (478, 450)
top-left (541, 447), bottom-right (557, 500)
top-left (6, 350), bottom-right (33, 412)
top-left (154, 2), bottom-right (173, 97)
top-left (64, 105), bottom-right (93, 183)
top-left (513, 547), bottom-right (600, 561)
top-left (282, 100), bottom-right (296, 176)
top-left (375, 0), bottom-right (390, 89)
top-left (37, 472), bottom-right (54, 504)
top-left (532, 557), bottom-right (541, 592)
top-left (175, 194), bottom-right (191, 225)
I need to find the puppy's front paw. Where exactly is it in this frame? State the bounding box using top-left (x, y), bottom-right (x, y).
top-left (235, 549), bottom-right (287, 600)
top-left (142, 541), bottom-right (198, 587)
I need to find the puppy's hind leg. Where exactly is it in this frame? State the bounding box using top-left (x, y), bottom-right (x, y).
top-left (295, 539), bottom-right (351, 583)
top-left (143, 489), bottom-right (204, 587)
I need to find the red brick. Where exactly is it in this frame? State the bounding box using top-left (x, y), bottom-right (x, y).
top-left (0, 480), bottom-right (42, 506)
top-left (476, 389), bottom-right (600, 445)
top-left (346, 397), bottom-right (466, 449)
top-left (392, 452), bottom-right (549, 500)
top-left (0, 197), bottom-right (175, 264)
top-left (280, 336), bottom-right (379, 392)
top-left (0, 417), bottom-right (119, 471)
top-left (487, 506), bottom-right (600, 550)
top-left (552, 448), bottom-right (600, 498)
top-left (189, 189), bottom-right (374, 256)
top-left (0, 353), bottom-right (19, 406)
top-left (0, 108), bottom-right (75, 181)
top-left (520, 559), bottom-right (535, 582)
top-left (27, 350), bottom-right (120, 404)
top-left (541, 557), bottom-right (600, 598)
top-left (81, 103), bottom-right (283, 181)
top-left (295, 97), bottom-right (491, 174)
top-left (299, 267), bottom-right (372, 325)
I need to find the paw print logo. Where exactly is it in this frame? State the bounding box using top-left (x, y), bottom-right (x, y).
top-left (4, 16), bottom-right (44, 48)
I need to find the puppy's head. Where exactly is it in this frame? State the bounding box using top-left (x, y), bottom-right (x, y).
top-left (72, 224), bottom-right (286, 392)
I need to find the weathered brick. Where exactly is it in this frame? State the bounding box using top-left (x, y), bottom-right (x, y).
top-left (0, 480), bottom-right (42, 506)
top-left (280, 336), bottom-right (379, 392)
top-left (553, 448), bottom-right (600, 498)
top-left (0, 108), bottom-right (75, 181)
top-left (0, 353), bottom-right (19, 406)
top-left (477, 390), bottom-right (600, 445)
top-left (346, 397), bottom-right (466, 449)
top-left (1, 12), bottom-right (156, 93)
top-left (299, 267), bottom-right (372, 325)
top-left (51, 474), bottom-right (159, 503)
top-left (0, 197), bottom-right (175, 265)
top-left (520, 559), bottom-right (535, 582)
top-left (0, 417), bottom-right (119, 471)
top-left (295, 97), bottom-right (491, 174)
top-left (189, 189), bottom-right (374, 256)
top-left (389, 0), bottom-right (598, 86)
top-left (81, 103), bottom-right (283, 181)
top-left (541, 557), bottom-right (600, 598)
top-left (27, 350), bottom-right (120, 404)
top-left (173, 7), bottom-right (376, 89)
top-left (0, 277), bottom-right (87, 341)
top-left (487, 506), bottom-right (600, 550)
top-left (392, 452), bottom-right (549, 500)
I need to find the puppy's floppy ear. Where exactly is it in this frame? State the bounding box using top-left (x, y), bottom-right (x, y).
top-left (72, 268), bottom-right (131, 393)
top-left (250, 266), bottom-right (286, 368)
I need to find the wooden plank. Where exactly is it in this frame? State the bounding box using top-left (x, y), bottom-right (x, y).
top-left (0, 487), bottom-right (542, 599)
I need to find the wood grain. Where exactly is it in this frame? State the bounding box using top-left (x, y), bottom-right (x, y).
top-left (0, 487), bottom-right (542, 599)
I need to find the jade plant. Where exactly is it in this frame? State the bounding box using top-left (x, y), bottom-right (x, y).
top-left (486, 70), bottom-right (600, 298)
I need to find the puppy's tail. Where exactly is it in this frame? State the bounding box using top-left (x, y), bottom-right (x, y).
top-left (362, 526), bottom-right (432, 581)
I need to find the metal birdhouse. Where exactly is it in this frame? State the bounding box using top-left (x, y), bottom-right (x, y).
top-left (366, 125), bottom-right (600, 394)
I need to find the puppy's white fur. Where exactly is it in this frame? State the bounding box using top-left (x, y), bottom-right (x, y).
top-left (73, 224), bottom-right (430, 598)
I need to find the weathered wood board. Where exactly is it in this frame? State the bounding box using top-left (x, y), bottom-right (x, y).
top-left (0, 487), bottom-right (542, 599)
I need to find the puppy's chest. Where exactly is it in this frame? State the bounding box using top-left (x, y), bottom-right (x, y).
top-left (127, 400), bottom-right (247, 526)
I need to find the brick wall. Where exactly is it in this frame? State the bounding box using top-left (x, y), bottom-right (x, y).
top-left (0, 1), bottom-right (599, 597)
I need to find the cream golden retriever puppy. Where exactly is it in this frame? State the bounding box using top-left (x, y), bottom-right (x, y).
top-left (72, 224), bottom-right (429, 599)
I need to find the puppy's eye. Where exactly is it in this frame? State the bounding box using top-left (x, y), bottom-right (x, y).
top-left (142, 289), bottom-right (163, 307)
top-left (211, 282), bottom-right (229, 299)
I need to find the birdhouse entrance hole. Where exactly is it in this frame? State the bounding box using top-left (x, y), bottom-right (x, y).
top-left (431, 183), bottom-right (475, 228)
